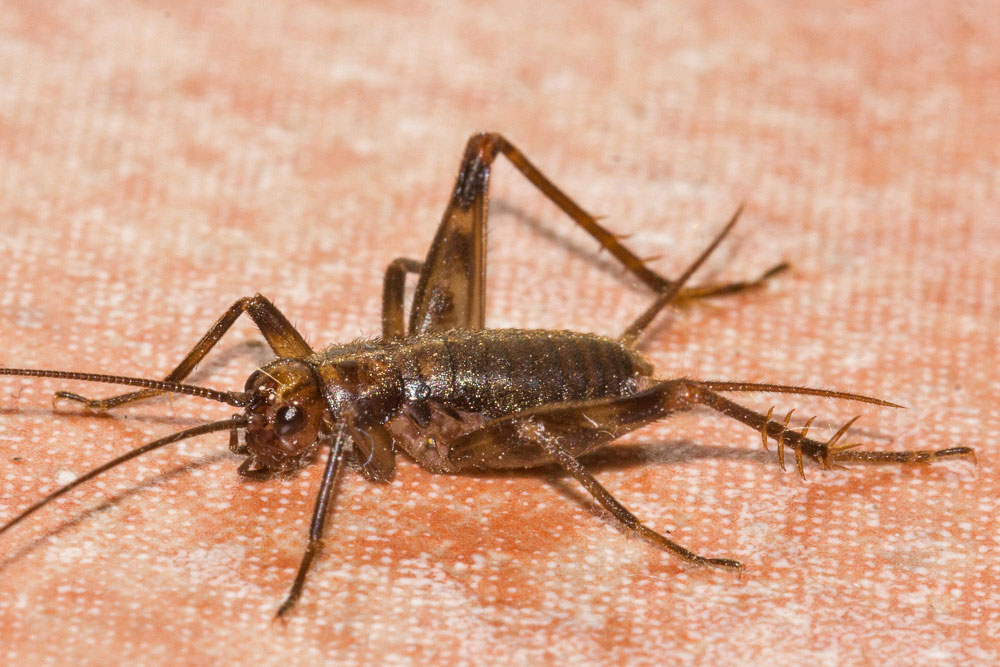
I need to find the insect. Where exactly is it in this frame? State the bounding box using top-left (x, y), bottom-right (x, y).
top-left (0, 132), bottom-right (975, 618)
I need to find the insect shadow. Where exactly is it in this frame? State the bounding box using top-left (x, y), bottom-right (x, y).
top-left (490, 197), bottom-right (750, 296)
top-left (0, 132), bottom-right (974, 618)
top-left (0, 449), bottom-right (231, 571)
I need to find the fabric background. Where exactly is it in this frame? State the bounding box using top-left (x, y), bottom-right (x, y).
top-left (1, 2), bottom-right (997, 665)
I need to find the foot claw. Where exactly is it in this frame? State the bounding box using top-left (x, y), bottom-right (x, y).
top-left (932, 446), bottom-right (977, 463)
top-left (706, 557), bottom-right (743, 572)
top-left (758, 261), bottom-right (791, 282)
top-left (53, 391), bottom-right (102, 410)
top-left (825, 438), bottom-right (976, 467)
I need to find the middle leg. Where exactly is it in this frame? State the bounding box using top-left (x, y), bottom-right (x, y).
top-left (381, 257), bottom-right (423, 339)
top-left (539, 429), bottom-right (742, 570)
top-left (441, 378), bottom-right (972, 573)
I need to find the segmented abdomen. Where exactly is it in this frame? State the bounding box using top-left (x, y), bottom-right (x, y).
top-left (390, 329), bottom-right (652, 419)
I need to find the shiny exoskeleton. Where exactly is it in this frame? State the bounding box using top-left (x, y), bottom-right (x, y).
top-left (0, 132), bottom-right (975, 618)
top-left (242, 329), bottom-right (653, 480)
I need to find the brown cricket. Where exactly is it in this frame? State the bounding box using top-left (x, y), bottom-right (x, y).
top-left (0, 133), bottom-right (975, 617)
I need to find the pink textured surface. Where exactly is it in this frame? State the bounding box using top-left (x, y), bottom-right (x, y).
top-left (1, 2), bottom-right (997, 665)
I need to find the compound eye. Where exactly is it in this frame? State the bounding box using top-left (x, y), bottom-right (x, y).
top-left (274, 405), bottom-right (306, 437)
top-left (244, 370), bottom-right (263, 392)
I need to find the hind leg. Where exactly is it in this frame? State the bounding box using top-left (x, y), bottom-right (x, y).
top-left (410, 132), bottom-right (786, 335)
top-left (447, 377), bottom-right (974, 478)
top-left (668, 380), bottom-right (975, 477)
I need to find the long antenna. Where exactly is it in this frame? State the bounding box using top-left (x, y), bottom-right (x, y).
top-left (0, 368), bottom-right (247, 407)
top-left (0, 415), bottom-right (246, 537)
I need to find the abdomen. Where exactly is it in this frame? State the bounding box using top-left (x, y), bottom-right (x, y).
top-left (390, 329), bottom-right (653, 419)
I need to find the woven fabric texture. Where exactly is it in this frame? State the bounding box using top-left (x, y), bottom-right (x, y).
top-left (1, 2), bottom-right (997, 665)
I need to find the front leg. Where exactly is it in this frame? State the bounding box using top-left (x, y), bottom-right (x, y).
top-left (57, 294), bottom-right (313, 410)
top-left (275, 425), bottom-right (348, 619)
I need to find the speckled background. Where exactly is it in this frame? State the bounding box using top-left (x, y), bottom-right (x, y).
top-left (0, 2), bottom-right (997, 665)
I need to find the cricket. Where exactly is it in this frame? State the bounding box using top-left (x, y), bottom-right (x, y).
top-left (0, 132), bottom-right (975, 617)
